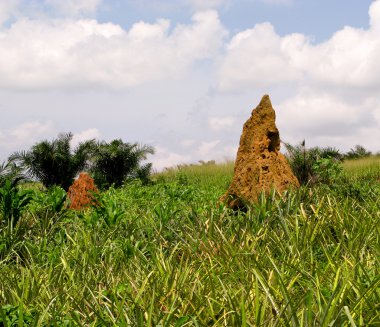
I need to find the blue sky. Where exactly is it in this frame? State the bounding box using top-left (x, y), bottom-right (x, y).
top-left (97, 0), bottom-right (373, 42)
top-left (0, 0), bottom-right (379, 169)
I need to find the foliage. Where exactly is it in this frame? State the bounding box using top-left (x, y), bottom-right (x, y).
top-left (0, 304), bottom-right (38, 326)
top-left (0, 156), bottom-right (378, 325)
top-left (312, 157), bottom-right (343, 184)
top-left (90, 139), bottom-right (154, 189)
top-left (0, 180), bottom-right (33, 228)
top-left (43, 185), bottom-right (67, 213)
top-left (0, 160), bottom-right (26, 187)
top-left (344, 144), bottom-right (372, 160)
top-left (0, 180), bottom-right (33, 260)
top-left (9, 133), bottom-right (95, 191)
top-left (284, 141), bottom-right (343, 185)
top-left (87, 187), bottom-right (127, 226)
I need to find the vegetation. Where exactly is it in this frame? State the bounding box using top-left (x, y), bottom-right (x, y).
top-left (9, 133), bottom-right (95, 191)
top-left (90, 139), bottom-right (154, 189)
top-left (343, 154), bottom-right (380, 178)
top-left (344, 145), bottom-right (372, 160)
top-left (0, 179), bottom-right (33, 233)
top-left (0, 148), bottom-right (379, 325)
top-left (0, 161), bottom-right (25, 187)
top-left (9, 134), bottom-right (155, 191)
top-left (283, 142), bottom-right (343, 185)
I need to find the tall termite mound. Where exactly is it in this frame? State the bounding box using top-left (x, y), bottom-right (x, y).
top-left (67, 172), bottom-right (98, 210)
top-left (221, 95), bottom-right (299, 209)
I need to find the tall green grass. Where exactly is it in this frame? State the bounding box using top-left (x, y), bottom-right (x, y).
top-left (343, 155), bottom-right (380, 181)
top-left (0, 158), bottom-right (379, 326)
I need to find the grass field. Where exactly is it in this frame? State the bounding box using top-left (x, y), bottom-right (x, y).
top-left (0, 156), bottom-right (379, 326)
top-left (342, 155), bottom-right (380, 180)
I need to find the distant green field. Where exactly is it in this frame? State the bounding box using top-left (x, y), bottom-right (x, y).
top-left (343, 155), bottom-right (380, 180)
top-left (0, 156), bottom-right (379, 326)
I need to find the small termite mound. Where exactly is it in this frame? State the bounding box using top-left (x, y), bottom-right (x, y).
top-left (67, 172), bottom-right (98, 210)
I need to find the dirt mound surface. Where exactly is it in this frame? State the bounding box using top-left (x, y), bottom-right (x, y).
top-left (221, 95), bottom-right (299, 209)
top-left (67, 172), bottom-right (98, 210)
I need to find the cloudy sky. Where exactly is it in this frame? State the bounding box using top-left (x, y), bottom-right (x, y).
top-left (1, 0), bottom-right (379, 170)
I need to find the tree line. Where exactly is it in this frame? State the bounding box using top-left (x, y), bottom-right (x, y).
top-left (1, 133), bottom-right (154, 190)
top-left (1, 133), bottom-right (376, 192)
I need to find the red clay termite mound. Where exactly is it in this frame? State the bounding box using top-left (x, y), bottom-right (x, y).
top-left (67, 172), bottom-right (98, 210)
top-left (220, 95), bottom-right (299, 209)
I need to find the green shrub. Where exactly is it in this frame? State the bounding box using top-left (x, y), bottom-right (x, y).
top-left (0, 304), bottom-right (38, 326)
top-left (0, 180), bottom-right (33, 228)
top-left (312, 157), bottom-right (343, 185)
top-left (284, 142), bottom-right (343, 185)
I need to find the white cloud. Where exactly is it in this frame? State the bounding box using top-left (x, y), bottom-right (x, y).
top-left (370, 0), bottom-right (380, 30)
top-left (45, 0), bottom-right (102, 17)
top-left (275, 92), bottom-right (380, 152)
top-left (1, 0), bottom-right (380, 167)
top-left (197, 140), bottom-right (220, 158)
top-left (278, 94), bottom-right (369, 136)
top-left (180, 139), bottom-right (197, 148)
top-left (0, 0), bottom-right (20, 25)
top-left (153, 140), bottom-right (237, 170)
top-left (0, 121), bottom-right (56, 155)
top-left (71, 128), bottom-right (101, 148)
top-left (209, 116), bottom-right (236, 131)
top-left (288, 28), bottom-right (380, 89)
top-left (216, 1), bottom-right (380, 154)
top-left (154, 146), bottom-right (192, 171)
top-left (0, 131), bottom-right (7, 151)
top-left (10, 121), bottom-right (56, 142)
top-left (196, 140), bottom-right (238, 162)
top-left (219, 1), bottom-right (380, 92)
top-left (219, 22), bottom-right (301, 91)
top-left (0, 10), bottom-right (226, 90)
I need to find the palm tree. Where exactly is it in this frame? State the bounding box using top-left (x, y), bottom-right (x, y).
top-left (0, 160), bottom-right (26, 187)
top-left (283, 141), bottom-right (342, 185)
top-left (9, 133), bottom-right (95, 190)
top-left (90, 139), bottom-right (154, 189)
top-left (344, 145), bottom-right (372, 159)
top-left (1, 160), bottom-right (32, 230)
